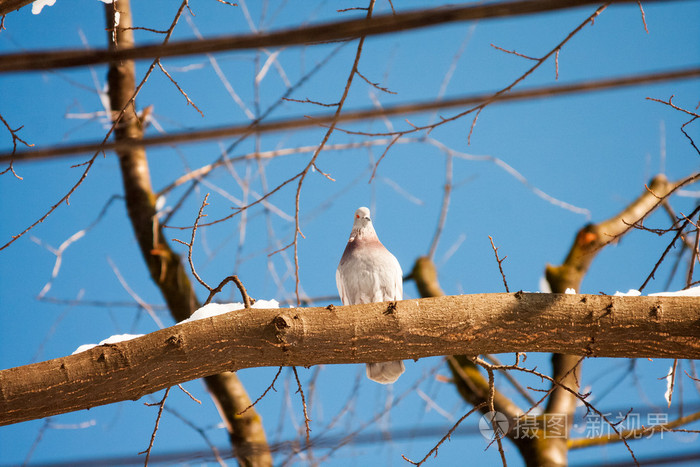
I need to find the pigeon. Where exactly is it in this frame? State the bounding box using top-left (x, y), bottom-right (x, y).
top-left (336, 207), bottom-right (405, 384)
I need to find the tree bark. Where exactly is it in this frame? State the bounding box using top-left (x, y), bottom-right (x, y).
top-left (104, 3), bottom-right (271, 465)
top-left (412, 257), bottom-right (562, 465)
top-left (1, 292), bottom-right (698, 426)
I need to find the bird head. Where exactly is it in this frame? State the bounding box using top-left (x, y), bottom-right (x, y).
top-left (353, 207), bottom-right (372, 229)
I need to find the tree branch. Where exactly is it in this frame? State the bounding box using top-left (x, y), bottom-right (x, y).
top-left (1, 292), bottom-right (699, 426)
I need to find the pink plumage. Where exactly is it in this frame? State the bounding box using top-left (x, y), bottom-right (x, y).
top-left (336, 207), bottom-right (405, 384)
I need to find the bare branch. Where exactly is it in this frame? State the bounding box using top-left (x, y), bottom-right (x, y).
top-left (355, 68), bottom-right (396, 94)
top-left (488, 236), bottom-right (510, 293)
top-left (292, 367), bottom-right (312, 446)
top-left (428, 152), bottom-right (453, 259)
top-left (647, 95), bottom-right (700, 119)
top-left (638, 204), bottom-right (700, 292)
top-left (238, 367), bottom-right (283, 415)
top-left (139, 387), bottom-right (171, 466)
top-left (204, 275), bottom-right (253, 307)
top-left (0, 112), bottom-right (32, 179)
top-left (402, 403), bottom-right (487, 466)
top-left (156, 59), bottom-right (204, 116)
top-left (636, 0), bottom-right (649, 33)
top-left (490, 43), bottom-right (538, 61)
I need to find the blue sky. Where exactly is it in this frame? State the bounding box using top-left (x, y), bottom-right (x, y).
top-left (1, 0), bottom-right (699, 465)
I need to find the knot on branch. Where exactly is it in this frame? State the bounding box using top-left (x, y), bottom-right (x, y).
top-left (166, 334), bottom-right (183, 348)
top-left (383, 301), bottom-right (398, 315)
top-left (272, 313), bottom-right (300, 351)
top-left (273, 315), bottom-right (292, 331)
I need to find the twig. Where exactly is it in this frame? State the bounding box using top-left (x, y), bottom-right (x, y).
top-left (172, 193), bottom-right (211, 290)
top-left (157, 59), bottom-right (204, 116)
top-left (639, 204), bottom-right (700, 292)
top-left (401, 403), bottom-right (487, 466)
top-left (159, 404), bottom-right (226, 467)
top-left (488, 236), bottom-right (510, 293)
top-left (22, 418), bottom-right (51, 466)
top-left (646, 95), bottom-right (700, 119)
top-left (139, 387), bottom-right (171, 466)
top-left (610, 172), bottom-right (700, 247)
top-left (647, 95), bottom-right (700, 155)
top-left (428, 136), bottom-right (590, 217)
top-left (355, 68), bottom-right (396, 94)
top-left (239, 367), bottom-right (283, 415)
top-left (167, 189), bottom-right (253, 307)
top-left (33, 209), bottom-right (104, 299)
top-left (111, 26), bottom-right (170, 34)
top-left (680, 120), bottom-right (700, 156)
top-left (176, 384), bottom-right (201, 404)
top-left (482, 354), bottom-right (538, 407)
top-left (687, 215), bottom-right (699, 287)
top-left (107, 256), bottom-right (165, 329)
top-left (292, 367), bottom-right (312, 446)
top-left (0, 112), bottom-right (32, 180)
top-left (428, 152), bottom-right (453, 259)
top-left (204, 274), bottom-right (253, 307)
top-left (485, 365), bottom-right (508, 466)
top-left (368, 134), bottom-right (400, 182)
top-left (490, 43), bottom-right (538, 60)
top-left (636, 0), bottom-right (649, 33)
top-left (282, 97), bottom-right (339, 107)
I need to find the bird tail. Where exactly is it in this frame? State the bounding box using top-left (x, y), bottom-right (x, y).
top-left (366, 361), bottom-right (405, 384)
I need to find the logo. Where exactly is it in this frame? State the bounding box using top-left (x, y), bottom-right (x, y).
top-left (479, 411), bottom-right (509, 440)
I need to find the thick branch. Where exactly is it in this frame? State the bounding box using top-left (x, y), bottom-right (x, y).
top-left (0, 0), bottom-right (679, 72)
top-left (1, 293), bottom-right (699, 426)
top-left (542, 173), bottom-right (681, 466)
top-left (0, 0), bottom-right (29, 15)
top-left (546, 174), bottom-right (681, 292)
